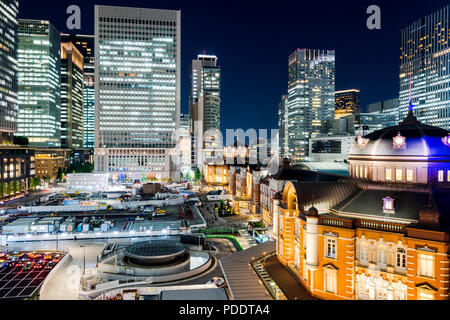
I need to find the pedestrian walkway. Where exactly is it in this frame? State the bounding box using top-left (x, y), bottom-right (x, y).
top-left (262, 256), bottom-right (316, 300)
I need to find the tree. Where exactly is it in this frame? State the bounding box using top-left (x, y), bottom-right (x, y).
top-left (194, 168), bottom-right (201, 181)
top-left (56, 167), bottom-right (63, 182)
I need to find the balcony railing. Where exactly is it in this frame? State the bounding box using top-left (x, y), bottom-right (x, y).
top-left (355, 220), bottom-right (405, 234)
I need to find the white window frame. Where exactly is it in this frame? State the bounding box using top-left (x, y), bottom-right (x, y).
top-left (418, 253), bottom-right (434, 278)
top-left (325, 237), bottom-right (337, 259)
top-left (360, 245), bottom-right (369, 265)
top-left (396, 248), bottom-right (406, 269)
top-left (377, 247), bottom-right (386, 266)
top-left (324, 268), bottom-right (337, 294)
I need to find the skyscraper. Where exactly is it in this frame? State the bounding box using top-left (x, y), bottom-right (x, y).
top-left (17, 19), bottom-right (61, 148)
top-left (61, 34), bottom-right (95, 149)
top-left (278, 95), bottom-right (288, 158)
top-left (399, 4), bottom-right (450, 128)
top-left (0, 0), bottom-right (19, 144)
top-left (335, 89), bottom-right (360, 120)
top-left (287, 49), bottom-right (335, 163)
top-left (94, 5), bottom-right (181, 182)
top-left (61, 42), bottom-right (84, 149)
top-left (189, 54), bottom-right (221, 169)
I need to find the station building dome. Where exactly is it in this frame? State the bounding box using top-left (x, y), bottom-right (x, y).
top-left (348, 110), bottom-right (450, 185)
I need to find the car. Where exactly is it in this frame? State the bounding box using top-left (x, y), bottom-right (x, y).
top-left (45, 261), bottom-right (56, 269)
top-left (34, 260), bottom-right (45, 269)
top-left (0, 261), bottom-right (7, 270)
top-left (15, 260), bottom-right (25, 268)
top-left (7, 258), bottom-right (18, 267)
top-left (23, 261), bottom-right (35, 271)
top-left (44, 253), bottom-right (52, 260)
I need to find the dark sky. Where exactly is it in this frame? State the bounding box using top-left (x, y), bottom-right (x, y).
top-left (18, 0), bottom-right (449, 132)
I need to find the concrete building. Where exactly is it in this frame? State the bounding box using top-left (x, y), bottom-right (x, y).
top-left (17, 19), bottom-right (61, 148)
top-left (61, 42), bottom-right (84, 149)
top-left (94, 5), bottom-right (181, 182)
top-left (286, 49), bottom-right (335, 163)
top-left (309, 135), bottom-right (356, 163)
top-left (0, 0), bottom-right (19, 144)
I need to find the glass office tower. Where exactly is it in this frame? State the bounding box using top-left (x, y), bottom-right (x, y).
top-left (61, 42), bottom-right (84, 149)
top-left (17, 19), bottom-right (61, 148)
top-left (61, 34), bottom-right (95, 149)
top-left (399, 4), bottom-right (450, 128)
top-left (94, 5), bottom-right (181, 182)
top-left (287, 49), bottom-right (335, 163)
top-left (0, 0), bottom-right (19, 144)
top-left (189, 54), bottom-right (221, 169)
top-left (278, 95), bottom-right (288, 158)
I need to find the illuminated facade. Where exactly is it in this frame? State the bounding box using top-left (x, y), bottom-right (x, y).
top-left (61, 42), bottom-right (84, 149)
top-left (17, 19), bottom-right (61, 148)
top-left (94, 5), bottom-right (181, 181)
top-left (61, 34), bottom-right (95, 149)
top-left (34, 148), bottom-right (70, 180)
top-left (278, 95), bottom-right (289, 158)
top-left (335, 89), bottom-right (360, 120)
top-left (189, 54), bottom-right (221, 169)
top-left (287, 49), bottom-right (335, 163)
top-left (0, 0), bottom-right (19, 144)
top-left (0, 146), bottom-right (35, 200)
top-left (399, 4), bottom-right (450, 129)
top-left (276, 111), bottom-right (450, 300)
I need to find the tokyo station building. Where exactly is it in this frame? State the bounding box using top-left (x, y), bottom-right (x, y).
top-left (276, 110), bottom-right (450, 300)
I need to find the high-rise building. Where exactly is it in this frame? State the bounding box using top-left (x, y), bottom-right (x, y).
top-left (17, 19), bottom-right (61, 148)
top-left (335, 89), bottom-right (360, 120)
top-left (60, 42), bottom-right (84, 149)
top-left (189, 54), bottom-right (221, 169)
top-left (61, 34), bottom-right (95, 149)
top-left (287, 49), bottom-right (335, 163)
top-left (278, 95), bottom-right (288, 158)
top-left (399, 4), bottom-right (450, 128)
top-left (94, 5), bottom-right (181, 182)
top-left (0, 0), bottom-right (19, 144)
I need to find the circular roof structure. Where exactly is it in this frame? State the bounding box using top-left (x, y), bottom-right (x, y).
top-left (350, 112), bottom-right (450, 159)
top-left (124, 240), bottom-right (188, 266)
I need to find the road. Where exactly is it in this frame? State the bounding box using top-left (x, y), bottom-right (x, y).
top-left (3, 240), bottom-right (104, 300)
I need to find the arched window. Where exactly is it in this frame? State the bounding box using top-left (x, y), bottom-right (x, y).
top-left (396, 248), bottom-right (406, 269)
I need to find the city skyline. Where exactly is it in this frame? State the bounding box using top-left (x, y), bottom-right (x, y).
top-left (17, 0), bottom-right (450, 134)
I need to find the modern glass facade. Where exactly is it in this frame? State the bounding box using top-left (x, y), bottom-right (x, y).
top-left (61, 42), bottom-right (84, 149)
top-left (287, 49), bottom-right (335, 163)
top-left (335, 89), bottom-right (360, 120)
top-left (278, 95), bottom-right (288, 158)
top-left (0, 0), bottom-right (19, 144)
top-left (399, 4), bottom-right (450, 129)
top-left (17, 19), bottom-right (61, 148)
top-left (189, 54), bottom-right (221, 169)
top-left (94, 6), bottom-right (181, 181)
top-left (61, 34), bottom-right (95, 149)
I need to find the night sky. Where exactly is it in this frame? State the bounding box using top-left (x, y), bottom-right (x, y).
top-left (18, 0), bottom-right (450, 133)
